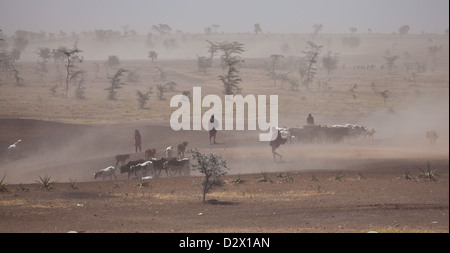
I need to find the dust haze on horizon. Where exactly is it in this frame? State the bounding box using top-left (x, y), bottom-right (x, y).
top-left (0, 0), bottom-right (449, 35)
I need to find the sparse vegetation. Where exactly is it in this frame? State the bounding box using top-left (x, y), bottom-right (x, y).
top-left (60, 40), bottom-right (83, 97)
top-left (207, 41), bottom-right (245, 95)
top-left (230, 174), bottom-right (246, 184)
top-left (0, 174), bottom-right (8, 192)
top-left (403, 170), bottom-right (413, 181)
top-left (137, 179), bottom-right (149, 188)
top-left (156, 81), bottom-right (176, 100)
top-left (188, 149), bottom-right (229, 203)
top-left (69, 178), bottom-right (78, 189)
top-left (258, 171), bottom-right (273, 183)
top-left (333, 170), bottom-right (345, 181)
top-left (418, 162), bottom-right (439, 182)
top-left (277, 172), bottom-right (294, 183)
top-left (35, 175), bottom-right (56, 190)
top-left (105, 68), bottom-right (127, 100)
top-left (136, 88), bottom-right (152, 109)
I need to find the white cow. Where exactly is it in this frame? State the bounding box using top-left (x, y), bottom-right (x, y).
top-left (94, 166), bottom-right (117, 181)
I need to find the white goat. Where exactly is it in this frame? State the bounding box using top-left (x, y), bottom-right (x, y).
top-left (94, 166), bottom-right (117, 181)
top-left (165, 146), bottom-right (173, 158)
top-left (7, 139), bottom-right (22, 159)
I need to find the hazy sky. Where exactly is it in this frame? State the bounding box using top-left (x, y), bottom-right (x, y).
top-left (0, 0), bottom-right (448, 35)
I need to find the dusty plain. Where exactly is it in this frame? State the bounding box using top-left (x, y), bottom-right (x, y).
top-left (0, 32), bottom-right (448, 233)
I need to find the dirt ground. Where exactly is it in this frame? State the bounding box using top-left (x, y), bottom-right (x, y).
top-left (0, 119), bottom-right (448, 233)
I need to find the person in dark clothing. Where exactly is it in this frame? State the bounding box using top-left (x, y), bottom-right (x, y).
top-left (134, 129), bottom-right (142, 153)
top-left (208, 115), bottom-right (218, 144)
top-left (307, 113), bottom-right (315, 125)
top-left (269, 127), bottom-right (286, 161)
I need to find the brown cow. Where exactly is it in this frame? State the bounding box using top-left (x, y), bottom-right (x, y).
top-left (177, 141), bottom-right (189, 159)
top-left (145, 148), bottom-right (157, 160)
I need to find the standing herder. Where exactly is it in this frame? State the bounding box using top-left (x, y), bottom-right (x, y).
top-left (134, 129), bottom-right (142, 153)
top-left (208, 115), bottom-right (218, 144)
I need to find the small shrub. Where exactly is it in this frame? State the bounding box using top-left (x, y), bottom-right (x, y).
top-left (357, 173), bottom-right (367, 180)
top-left (137, 179), bottom-right (149, 188)
top-left (418, 162), bottom-right (439, 182)
top-left (69, 178), bottom-right (78, 189)
top-left (230, 174), bottom-right (246, 184)
top-left (188, 149), bottom-right (229, 202)
top-left (18, 183), bottom-right (29, 192)
top-left (333, 170), bottom-right (344, 181)
top-left (258, 171), bottom-right (273, 183)
top-left (36, 175), bottom-right (55, 190)
top-left (277, 172), bottom-right (294, 183)
top-left (0, 175), bottom-right (8, 192)
top-left (403, 170), bottom-right (413, 181)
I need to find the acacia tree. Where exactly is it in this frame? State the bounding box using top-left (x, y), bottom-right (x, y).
top-left (105, 68), bottom-right (127, 100)
top-left (254, 23), bottom-right (262, 34)
top-left (156, 81), bottom-right (176, 100)
top-left (59, 40), bottom-right (83, 97)
top-left (398, 25), bottom-right (410, 36)
top-left (211, 41), bottom-right (245, 95)
top-left (269, 54), bottom-right (284, 86)
top-left (322, 51), bottom-right (339, 78)
top-left (188, 149), bottom-right (229, 203)
top-left (148, 51), bottom-right (158, 63)
top-left (136, 87), bottom-right (152, 109)
top-left (383, 53), bottom-right (399, 74)
top-left (301, 41), bottom-right (322, 88)
top-left (36, 47), bottom-right (52, 74)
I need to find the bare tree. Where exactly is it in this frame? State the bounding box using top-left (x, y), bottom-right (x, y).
top-left (59, 40), bottom-right (83, 97)
top-left (302, 41), bottom-right (322, 87)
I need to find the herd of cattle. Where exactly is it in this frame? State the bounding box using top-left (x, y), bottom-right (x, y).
top-left (285, 124), bottom-right (376, 144)
top-left (93, 142), bottom-right (191, 181)
top-left (5, 124), bottom-right (441, 182)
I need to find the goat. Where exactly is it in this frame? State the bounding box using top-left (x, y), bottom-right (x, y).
top-left (130, 161), bottom-right (153, 179)
top-left (145, 148), bottom-right (157, 160)
top-left (94, 166), bottom-right (117, 181)
top-left (7, 139), bottom-right (22, 160)
top-left (120, 159), bottom-right (145, 179)
top-left (115, 154), bottom-right (130, 167)
top-left (165, 146), bottom-right (173, 158)
top-left (177, 141), bottom-right (189, 159)
top-left (364, 129), bottom-right (376, 139)
top-left (163, 158), bottom-right (190, 177)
